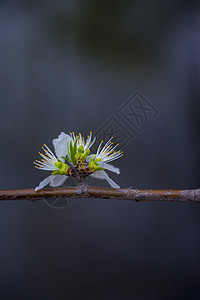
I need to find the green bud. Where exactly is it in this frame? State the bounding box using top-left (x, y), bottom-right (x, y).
top-left (60, 163), bottom-right (69, 175)
top-left (53, 161), bottom-right (69, 175)
top-left (75, 152), bottom-right (89, 163)
top-left (78, 145), bottom-right (84, 153)
top-left (94, 160), bottom-right (99, 166)
top-left (88, 161), bottom-right (96, 172)
top-left (88, 158), bottom-right (105, 173)
top-left (54, 161), bottom-right (62, 169)
top-left (75, 153), bottom-right (81, 161)
top-left (52, 170), bottom-right (60, 175)
top-left (90, 155), bottom-right (96, 161)
top-left (85, 149), bottom-right (90, 156)
top-left (95, 167), bottom-right (105, 171)
top-left (93, 158), bottom-right (101, 166)
top-left (80, 154), bottom-right (86, 162)
top-left (95, 158), bottom-right (102, 162)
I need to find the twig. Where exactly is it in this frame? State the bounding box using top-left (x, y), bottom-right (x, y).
top-left (0, 185), bottom-right (200, 203)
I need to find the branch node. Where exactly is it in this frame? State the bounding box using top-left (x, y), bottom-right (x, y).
top-left (75, 183), bottom-right (89, 197)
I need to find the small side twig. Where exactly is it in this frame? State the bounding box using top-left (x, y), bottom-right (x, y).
top-left (0, 186), bottom-right (200, 203)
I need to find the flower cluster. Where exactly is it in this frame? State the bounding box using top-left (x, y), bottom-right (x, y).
top-left (34, 132), bottom-right (123, 191)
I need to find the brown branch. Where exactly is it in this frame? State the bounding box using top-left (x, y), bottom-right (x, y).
top-left (0, 185), bottom-right (200, 203)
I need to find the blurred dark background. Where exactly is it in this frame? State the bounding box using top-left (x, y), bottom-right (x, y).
top-left (0, 0), bottom-right (200, 299)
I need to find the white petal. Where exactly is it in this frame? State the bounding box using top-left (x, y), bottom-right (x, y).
top-left (104, 174), bottom-right (120, 189)
top-left (53, 132), bottom-right (71, 161)
top-left (90, 170), bottom-right (120, 189)
top-left (35, 175), bottom-right (53, 191)
top-left (50, 174), bottom-right (68, 187)
top-left (100, 162), bottom-right (120, 174)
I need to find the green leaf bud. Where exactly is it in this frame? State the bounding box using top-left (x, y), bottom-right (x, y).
top-left (78, 145), bottom-right (84, 153)
top-left (52, 170), bottom-right (60, 175)
top-left (54, 161), bottom-right (62, 169)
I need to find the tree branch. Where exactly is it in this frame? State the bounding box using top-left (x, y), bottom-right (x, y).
top-left (0, 185), bottom-right (200, 203)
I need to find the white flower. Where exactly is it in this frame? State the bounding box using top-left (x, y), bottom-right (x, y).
top-left (34, 133), bottom-right (70, 191)
top-left (87, 137), bottom-right (123, 188)
top-left (34, 132), bottom-right (123, 191)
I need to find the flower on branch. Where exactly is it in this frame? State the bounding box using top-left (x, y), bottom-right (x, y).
top-left (34, 132), bottom-right (123, 191)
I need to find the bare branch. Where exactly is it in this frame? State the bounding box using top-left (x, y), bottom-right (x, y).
top-left (0, 185), bottom-right (200, 203)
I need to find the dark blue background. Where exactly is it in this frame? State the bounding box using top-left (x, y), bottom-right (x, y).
top-left (0, 0), bottom-right (200, 299)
